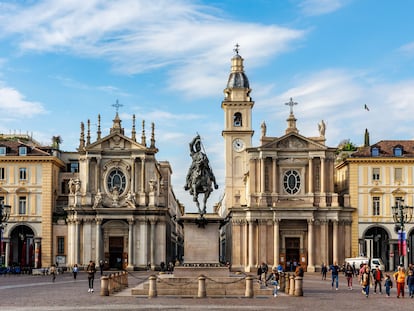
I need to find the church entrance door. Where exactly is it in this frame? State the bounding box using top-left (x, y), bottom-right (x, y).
top-left (285, 237), bottom-right (300, 272)
top-left (109, 237), bottom-right (123, 270)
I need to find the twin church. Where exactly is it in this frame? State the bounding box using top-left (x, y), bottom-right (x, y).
top-left (0, 50), bottom-right (353, 272)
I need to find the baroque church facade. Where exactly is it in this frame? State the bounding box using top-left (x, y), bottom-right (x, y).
top-left (65, 113), bottom-right (183, 270)
top-left (221, 51), bottom-right (354, 272)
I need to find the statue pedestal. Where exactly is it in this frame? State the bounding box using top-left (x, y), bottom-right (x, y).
top-left (175, 213), bottom-right (227, 277)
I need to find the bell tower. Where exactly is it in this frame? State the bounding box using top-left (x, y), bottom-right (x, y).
top-left (221, 45), bottom-right (254, 210)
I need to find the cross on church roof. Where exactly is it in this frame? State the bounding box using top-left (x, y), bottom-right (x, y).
top-left (112, 100), bottom-right (123, 113)
top-left (233, 43), bottom-right (240, 55)
top-left (285, 97), bottom-right (298, 114)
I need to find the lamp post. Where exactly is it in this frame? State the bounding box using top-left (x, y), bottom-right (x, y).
top-left (0, 202), bottom-right (11, 266)
top-left (392, 198), bottom-right (413, 268)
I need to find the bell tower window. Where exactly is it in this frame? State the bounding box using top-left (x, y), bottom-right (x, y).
top-left (234, 112), bottom-right (242, 127)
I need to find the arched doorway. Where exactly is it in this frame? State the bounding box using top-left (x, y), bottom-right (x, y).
top-left (102, 220), bottom-right (128, 270)
top-left (364, 226), bottom-right (389, 270)
top-left (10, 225), bottom-right (35, 269)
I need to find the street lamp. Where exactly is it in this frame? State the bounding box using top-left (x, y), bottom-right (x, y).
top-left (0, 202), bottom-right (11, 266)
top-left (392, 198), bottom-right (413, 268)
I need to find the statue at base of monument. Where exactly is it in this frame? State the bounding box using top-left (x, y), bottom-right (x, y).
top-left (184, 134), bottom-right (218, 216)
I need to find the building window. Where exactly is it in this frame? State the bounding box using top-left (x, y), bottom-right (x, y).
top-left (394, 147), bottom-right (403, 156)
top-left (70, 162), bottom-right (79, 173)
top-left (19, 168), bottom-right (27, 180)
top-left (19, 146), bottom-right (27, 156)
top-left (0, 147), bottom-right (6, 156)
top-left (19, 196), bottom-right (27, 214)
top-left (372, 168), bottom-right (380, 181)
top-left (0, 196), bottom-right (4, 205)
top-left (233, 112), bottom-right (242, 127)
top-left (0, 167), bottom-right (4, 180)
top-left (57, 236), bottom-right (65, 255)
top-left (283, 170), bottom-right (301, 194)
top-left (394, 168), bottom-right (403, 182)
top-left (107, 168), bottom-right (126, 194)
top-left (371, 147), bottom-right (379, 156)
top-left (372, 196), bottom-right (380, 216)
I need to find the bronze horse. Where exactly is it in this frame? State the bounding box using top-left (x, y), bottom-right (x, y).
top-left (184, 135), bottom-right (218, 216)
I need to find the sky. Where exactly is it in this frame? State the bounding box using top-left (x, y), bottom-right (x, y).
top-left (1, 0), bottom-right (414, 212)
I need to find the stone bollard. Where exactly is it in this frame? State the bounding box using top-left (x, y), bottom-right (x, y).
top-left (285, 274), bottom-right (290, 294)
top-left (279, 273), bottom-right (285, 291)
top-left (123, 271), bottom-right (128, 288)
top-left (245, 276), bottom-right (254, 298)
top-left (198, 275), bottom-right (207, 298)
top-left (289, 275), bottom-right (295, 295)
top-left (294, 276), bottom-right (303, 296)
top-left (108, 274), bottom-right (113, 295)
top-left (148, 275), bottom-right (157, 298)
top-left (100, 276), bottom-right (109, 296)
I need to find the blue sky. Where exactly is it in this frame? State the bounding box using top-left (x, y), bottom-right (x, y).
top-left (1, 0), bottom-right (414, 212)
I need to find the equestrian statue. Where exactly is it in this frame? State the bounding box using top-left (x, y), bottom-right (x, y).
top-left (184, 135), bottom-right (218, 216)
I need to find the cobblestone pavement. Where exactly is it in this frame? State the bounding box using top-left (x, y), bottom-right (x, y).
top-left (0, 271), bottom-right (413, 310)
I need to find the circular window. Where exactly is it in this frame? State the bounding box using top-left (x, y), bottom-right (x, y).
top-left (283, 170), bottom-right (301, 194)
top-left (107, 168), bottom-right (126, 194)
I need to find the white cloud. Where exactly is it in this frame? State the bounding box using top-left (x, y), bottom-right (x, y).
top-left (298, 0), bottom-right (349, 16)
top-left (0, 84), bottom-right (46, 119)
top-left (0, 0), bottom-right (306, 98)
top-left (399, 41), bottom-right (414, 55)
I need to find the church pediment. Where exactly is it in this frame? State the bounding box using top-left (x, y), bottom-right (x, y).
top-left (261, 133), bottom-right (327, 151)
top-left (85, 133), bottom-right (148, 152)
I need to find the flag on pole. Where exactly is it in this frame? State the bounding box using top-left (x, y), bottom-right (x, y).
top-left (364, 104), bottom-right (370, 111)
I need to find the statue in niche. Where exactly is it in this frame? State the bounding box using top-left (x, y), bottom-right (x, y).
top-left (149, 179), bottom-right (156, 193)
top-left (68, 178), bottom-right (75, 194)
top-left (184, 134), bottom-right (218, 216)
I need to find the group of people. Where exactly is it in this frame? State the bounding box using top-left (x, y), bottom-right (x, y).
top-left (257, 262), bottom-right (303, 298)
top-left (49, 260), bottom-right (107, 293)
top-left (323, 261), bottom-right (414, 299)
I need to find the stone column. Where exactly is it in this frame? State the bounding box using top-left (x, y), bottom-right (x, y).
top-left (75, 220), bottom-right (80, 265)
top-left (320, 220), bottom-right (327, 265)
top-left (150, 218), bottom-right (156, 270)
top-left (127, 219), bottom-right (134, 269)
top-left (4, 238), bottom-right (10, 267)
top-left (260, 157), bottom-right (265, 193)
top-left (308, 157), bottom-right (313, 194)
top-left (333, 220), bottom-right (339, 264)
top-left (320, 156), bottom-right (325, 193)
top-left (248, 220), bottom-right (254, 271)
top-left (273, 218), bottom-right (280, 267)
top-left (307, 219), bottom-right (315, 272)
top-left (389, 243), bottom-right (394, 271)
top-left (272, 158), bottom-right (277, 194)
top-left (95, 218), bottom-right (102, 264)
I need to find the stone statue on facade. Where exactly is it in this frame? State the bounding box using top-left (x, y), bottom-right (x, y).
top-left (318, 120), bottom-right (326, 137)
top-left (126, 191), bottom-right (136, 207)
top-left (111, 186), bottom-right (120, 207)
top-left (93, 190), bottom-right (103, 209)
top-left (184, 135), bottom-right (218, 216)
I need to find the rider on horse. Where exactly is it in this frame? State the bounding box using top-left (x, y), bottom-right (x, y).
top-left (184, 135), bottom-right (218, 215)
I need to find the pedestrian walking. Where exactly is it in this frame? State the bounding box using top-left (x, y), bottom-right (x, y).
top-left (49, 264), bottom-right (56, 282)
top-left (261, 262), bottom-right (269, 284)
top-left (384, 274), bottom-right (393, 297)
top-left (266, 269), bottom-right (280, 297)
top-left (393, 266), bottom-right (406, 298)
top-left (86, 260), bottom-right (96, 293)
top-left (295, 263), bottom-right (304, 277)
top-left (99, 260), bottom-right (104, 276)
top-left (73, 264), bottom-right (79, 280)
top-left (329, 262), bottom-right (340, 290)
top-left (345, 263), bottom-right (353, 290)
top-left (373, 265), bottom-right (383, 294)
top-left (321, 262), bottom-right (327, 280)
top-left (361, 266), bottom-right (373, 298)
top-left (407, 269), bottom-right (414, 298)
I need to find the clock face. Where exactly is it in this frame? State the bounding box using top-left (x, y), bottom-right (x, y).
top-left (233, 138), bottom-right (245, 152)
